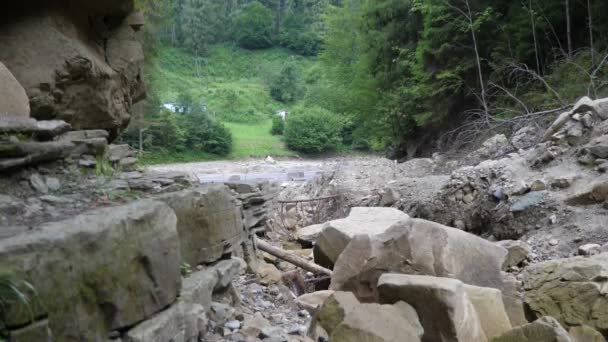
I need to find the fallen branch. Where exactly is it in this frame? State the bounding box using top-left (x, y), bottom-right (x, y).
top-left (255, 238), bottom-right (332, 276)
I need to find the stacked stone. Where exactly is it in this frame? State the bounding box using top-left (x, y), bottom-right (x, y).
top-left (0, 184), bottom-right (251, 341)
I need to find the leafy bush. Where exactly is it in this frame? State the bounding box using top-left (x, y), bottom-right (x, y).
top-left (284, 107), bottom-right (342, 154)
top-left (270, 64), bottom-right (304, 103)
top-left (145, 109), bottom-right (186, 152)
top-left (0, 269), bottom-right (38, 338)
top-left (181, 112), bottom-right (233, 156)
top-left (270, 115), bottom-right (285, 135)
top-left (233, 2), bottom-right (274, 49)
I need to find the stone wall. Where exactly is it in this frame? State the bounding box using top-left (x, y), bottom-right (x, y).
top-left (0, 182), bottom-right (264, 341)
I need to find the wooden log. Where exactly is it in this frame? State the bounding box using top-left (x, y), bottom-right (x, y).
top-left (255, 238), bottom-right (332, 276)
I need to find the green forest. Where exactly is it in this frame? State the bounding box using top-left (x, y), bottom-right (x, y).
top-left (125, 0), bottom-right (608, 163)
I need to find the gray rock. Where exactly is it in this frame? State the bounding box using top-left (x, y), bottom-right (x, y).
top-left (379, 186), bottom-right (400, 206)
top-left (0, 141), bottom-right (75, 171)
top-left (0, 200), bottom-right (181, 341)
top-left (578, 243), bottom-right (602, 256)
top-left (511, 126), bottom-right (539, 150)
top-left (377, 274), bottom-right (486, 342)
top-left (330, 218), bottom-right (508, 302)
top-left (214, 259), bottom-right (242, 291)
top-left (313, 207), bottom-right (409, 269)
top-left (29, 173), bottom-right (48, 194)
top-left (497, 240), bottom-right (532, 270)
top-left (39, 195), bottom-right (73, 204)
top-left (587, 135), bottom-right (608, 159)
top-left (0, 4), bottom-right (145, 136)
top-left (58, 130), bottom-right (109, 141)
top-left (296, 223), bottom-right (325, 245)
top-left (209, 302), bottom-right (235, 325)
top-left (523, 253), bottom-right (608, 334)
top-left (108, 144), bottom-right (136, 162)
top-left (124, 304), bottom-right (186, 342)
top-left (181, 268), bottom-right (219, 311)
top-left (312, 291), bottom-right (424, 342)
top-left (568, 325), bottom-right (605, 342)
top-left (492, 316), bottom-right (573, 342)
top-left (33, 120), bottom-right (71, 140)
top-left (119, 157), bottom-right (138, 167)
top-left (296, 290), bottom-right (335, 314)
top-left (156, 185), bottom-right (245, 265)
top-left (0, 61), bottom-right (30, 117)
top-left (45, 177), bottom-right (61, 192)
top-left (510, 192), bottom-right (545, 212)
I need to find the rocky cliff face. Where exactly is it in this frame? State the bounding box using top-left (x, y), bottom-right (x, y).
top-left (0, 1), bottom-right (145, 138)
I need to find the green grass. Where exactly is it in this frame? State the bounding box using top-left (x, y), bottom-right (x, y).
top-left (151, 44), bottom-right (316, 123)
top-left (144, 43), bottom-right (317, 163)
top-left (138, 120), bottom-right (293, 165)
top-left (225, 120), bottom-right (293, 158)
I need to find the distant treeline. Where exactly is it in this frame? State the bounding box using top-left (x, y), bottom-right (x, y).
top-left (135, 0), bottom-right (608, 158)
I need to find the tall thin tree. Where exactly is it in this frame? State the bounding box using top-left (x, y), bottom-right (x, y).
top-left (565, 0), bottom-right (572, 58)
top-left (587, 0), bottom-right (594, 65)
top-left (529, 0), bottom-right (541, 73)
top-left (444, 0), bottom-right (489, 121)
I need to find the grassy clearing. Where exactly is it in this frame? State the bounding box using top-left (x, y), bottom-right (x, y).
top-left (138, 120), bottom-right (293, 165)
top-left (224, 121), bottom-right (293, 158)
top-left (145, 44), bottom-right (316, 163)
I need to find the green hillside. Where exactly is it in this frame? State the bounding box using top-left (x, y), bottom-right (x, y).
top-left (141, 44), bottom-right (317, 162)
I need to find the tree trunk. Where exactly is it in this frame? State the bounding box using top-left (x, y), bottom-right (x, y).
top-left (587, 0), bottom-right (594, 65)
top-left (464, 0), bottom-right (489, 121)
top-left (566, 0), bottom-right (572, 58)
top-left (530, 0), bottom-right (541, 73)
top-left (255, 238), bottom-right (333, 276)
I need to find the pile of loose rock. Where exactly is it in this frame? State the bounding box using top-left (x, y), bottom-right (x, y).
top-left (294, 207), bottom-right (607, 341)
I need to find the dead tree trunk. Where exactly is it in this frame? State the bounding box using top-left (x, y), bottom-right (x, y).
top-left (255, 238), bottom-right (333, 276)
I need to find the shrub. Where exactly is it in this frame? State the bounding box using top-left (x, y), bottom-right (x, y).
top-left (284, 107), bottom-right (342, 154)
top-left (181, 112), bottom-right (233, 156)
top-left (270, 64), bottom-right (304, 103)
top-left (145, 109), bottom-right (186, 152)
top-left (233, 2), bottom-right (274, 49)
top-left (270, 115), bottom-right (285, 135)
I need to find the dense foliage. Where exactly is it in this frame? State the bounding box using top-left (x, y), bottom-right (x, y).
top-left (270, 115), bottom-right (285, 135)
top-left (233, 2), bottom-right (275, 49)
top-left (133, 0), bottom-right (608, 160)
top-left (270, 63), bottom-right (304, 103)
top-left (309, 0), bottom-right (608, 157)
top-left (284, 107), bottom-right (342, 153)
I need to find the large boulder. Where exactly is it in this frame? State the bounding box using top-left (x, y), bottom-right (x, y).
top-left (0, 200), bottom-right (181, 341)
top-left (463, 284), bottom-right (513, 339)
top-left (156, 185), bottom-right (245, 265)
top-left (0, 62), bottom-right (30, 117)
top-left (377, 274), bottom-right (487, 342)
top-left (312, 291), bottom-right (424, 342)
top-left (313, 207), bottom-right (409, 268)
top-left (330, 218), bottom-right (507, 302)
top-left (492, 316), bottom-right (573, 342)
top-left (523, 253), bottom-right (608, 335)
top-left (0, 1), bottom-right (145, 138)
